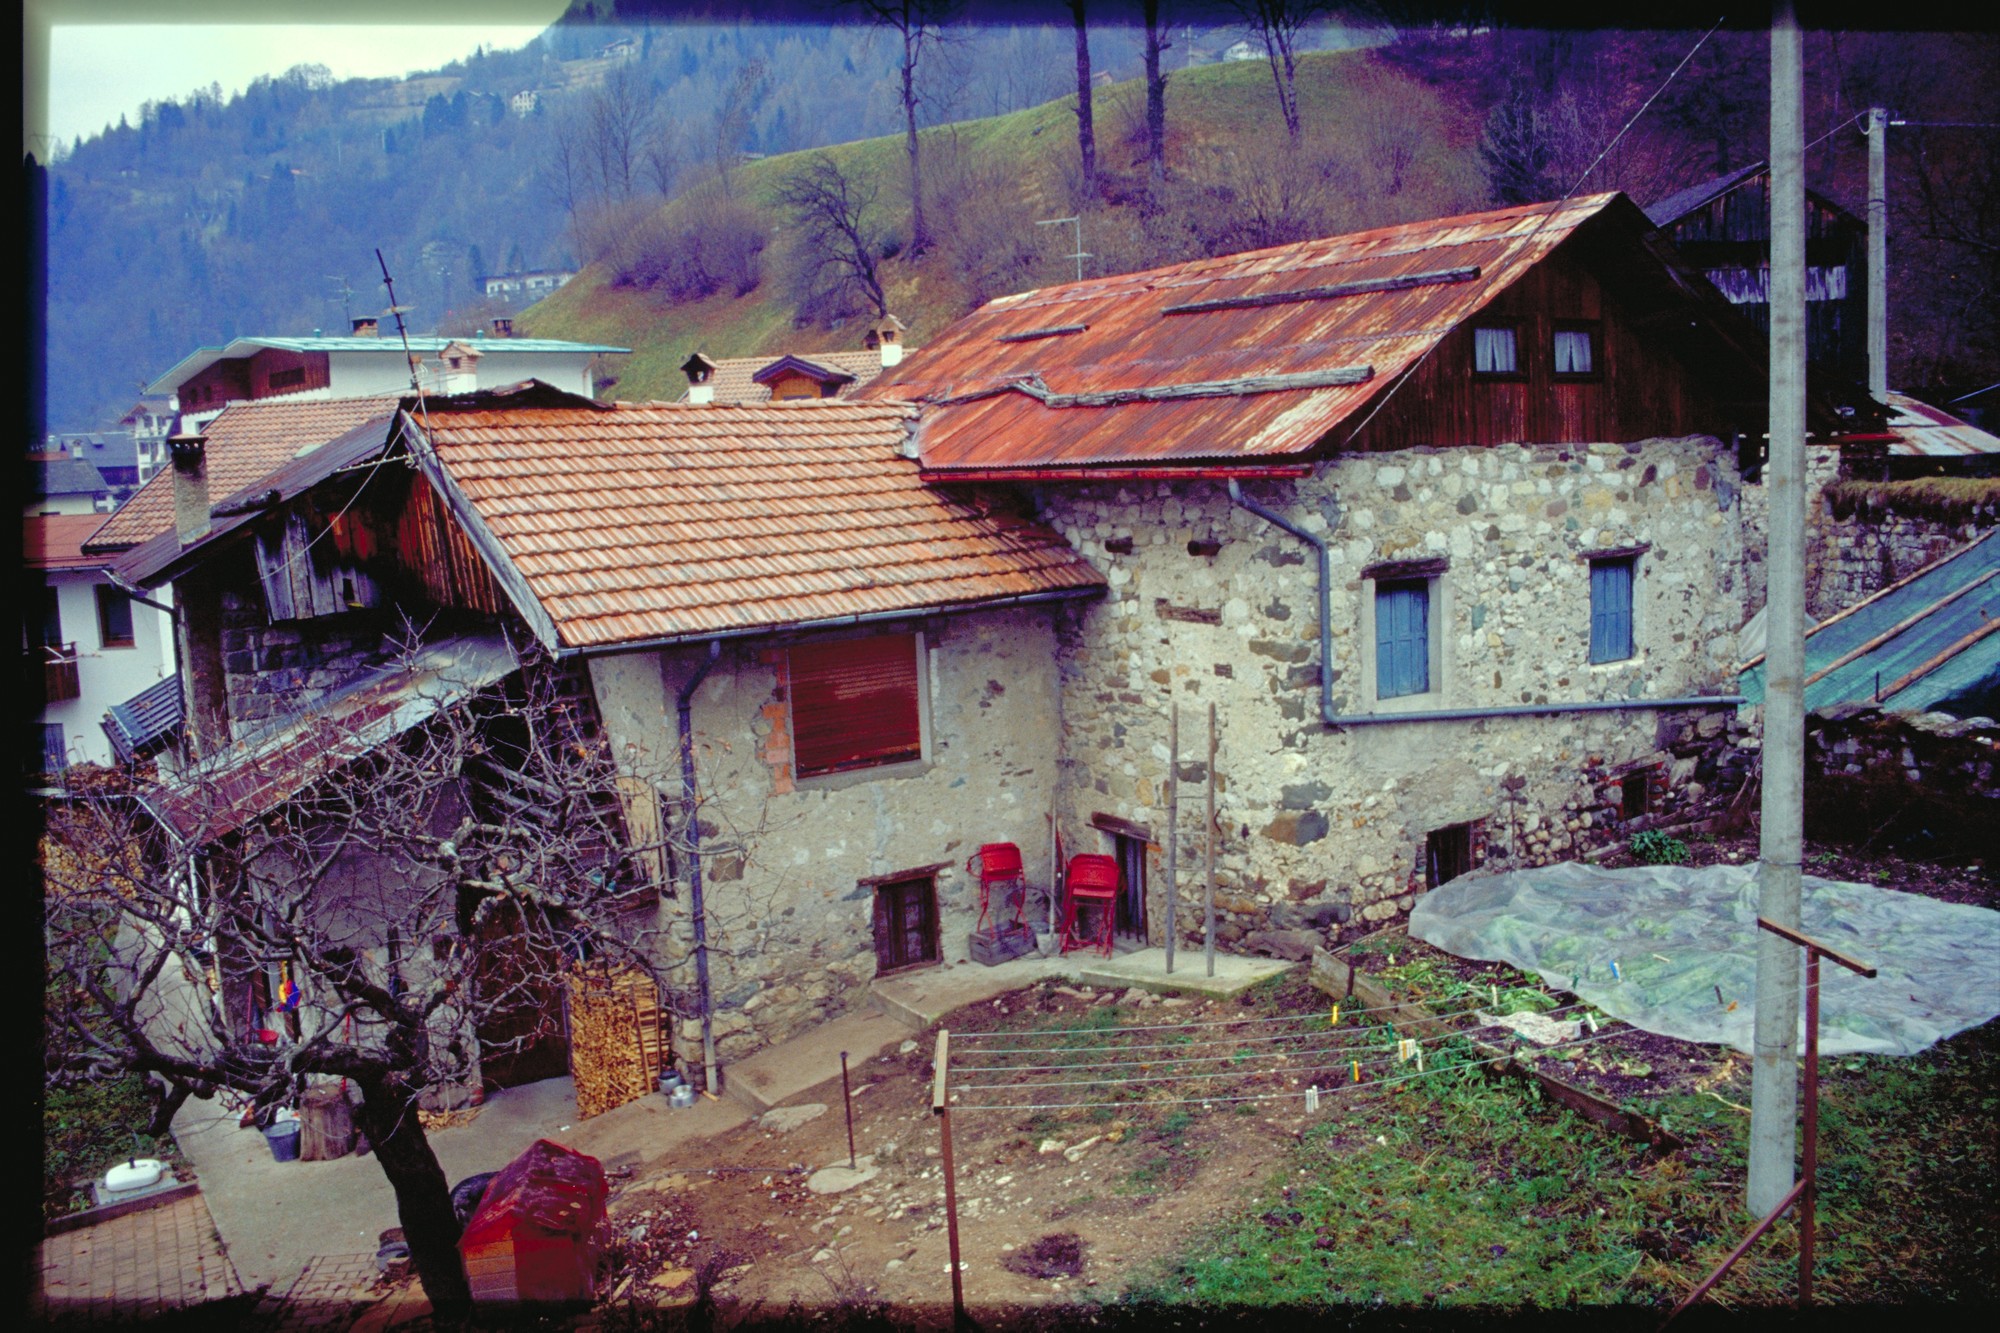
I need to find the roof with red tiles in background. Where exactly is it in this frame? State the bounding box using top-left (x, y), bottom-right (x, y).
top-left (24, 515), bottom-right (112, 572)
top-left (84, 396), bottom-right (402, 553)
top-left (859, 192), bottom-right (1767, 473)
top-left (410, 396), bottom-right (1103, 651)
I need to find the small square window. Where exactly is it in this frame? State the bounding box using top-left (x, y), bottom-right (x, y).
top-left (1472, 325), bottom-right (1518, 375)
top-left (1554, 326), bottom-right (1598, 377)
top-left (1375, 579), bottom-right (1431, 699)
top-left (95, 586), bottom-right (135, 649)
top-left (1589, 557), bottom-right (1636, 663)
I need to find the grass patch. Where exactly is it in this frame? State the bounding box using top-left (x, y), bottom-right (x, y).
top-left (1126, 1021), bottom-right (2000, 1309)
top-left (44, 1074), bottom-right (189, 1222)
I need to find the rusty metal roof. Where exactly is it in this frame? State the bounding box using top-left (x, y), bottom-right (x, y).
top-left (412, 400), bottom-right (1104, 651)
top-left (1882, 391), bottom-right (2000, 457)
top-left (858, 193), bottom-right (1651, 472)
top-left (85, 395), bottom-right (402, 553)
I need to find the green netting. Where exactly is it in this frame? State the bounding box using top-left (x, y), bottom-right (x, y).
top-left (1409, 862), bottom-right (2000, 1056)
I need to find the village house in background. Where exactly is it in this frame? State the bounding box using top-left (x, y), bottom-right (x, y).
top-left (25, 514), bottom-right (175, 773)
top-left (678, 316), bottom-right (910, 405)
top-left (148, 319), bottom-right (624, 429)
top-left (479, 269), bottom-right (576, 304)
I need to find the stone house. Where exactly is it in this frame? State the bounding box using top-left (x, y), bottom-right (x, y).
top-left (861, 192), bottom-right (1840, 946)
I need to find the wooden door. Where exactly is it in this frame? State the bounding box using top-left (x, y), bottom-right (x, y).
top-left (872, 877), bottom-right (939, 974)
top-left (1113, 835), bottom-right (1147, 941)
top-left (470, 899), bottom-right (572, 1092)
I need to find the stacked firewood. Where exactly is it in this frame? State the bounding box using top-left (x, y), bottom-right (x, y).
top-left (566, 966), bottom-right (669, 1118)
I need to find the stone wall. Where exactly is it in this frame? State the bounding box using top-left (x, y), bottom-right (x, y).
top-left (211, 559), bottom-right (399, 735)
top-left (1807, 509), bottom-right (1994, 619)
top-left (1735, 444), bottom-right (1840, 621)
top-left (587, 605), bottom-right (1068, 1066)
top-left (1033, 437), bottom-right (1753, 949)
top-left (1805, 705), bottom-right (1999, 862)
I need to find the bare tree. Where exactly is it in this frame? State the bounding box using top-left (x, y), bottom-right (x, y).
top-left (1144, 0), bottom-right (1173, 183)
top-left (850, 0), bottom-right (958, 256)
top-left (1227, 0), bottom-right (1333, 143)
top-left (41, 640), bottom-right (681, 1318)
top-left (777, 153), bottom-right (890, 320)
top-left (1068, 1), bottom-right (1097, 191)
top-left (588, 65), bottom-right (653, 203)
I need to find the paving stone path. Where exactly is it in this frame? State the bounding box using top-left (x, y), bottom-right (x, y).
top-left (33, 1192), bottom-right (244, 1324)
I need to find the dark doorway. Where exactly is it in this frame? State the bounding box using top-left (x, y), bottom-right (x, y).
top-left (1426, 823), bottom-right (1475, 889)
top-left (1112, 835), bottom-right (1148, 942)
top-left (470, 897), bottom-right (572, 1092)
top-left (873, 875), bottom-right (940, 975)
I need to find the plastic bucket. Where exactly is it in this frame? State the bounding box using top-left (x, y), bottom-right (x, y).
top-left (264, 1120), bottom-right (302, 1162)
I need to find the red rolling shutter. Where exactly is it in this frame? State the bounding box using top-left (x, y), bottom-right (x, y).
top-left (789, 634), bottom-right (923, 777)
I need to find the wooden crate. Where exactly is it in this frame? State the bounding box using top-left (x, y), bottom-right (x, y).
top-left (565, 966), bottom-right (669, 1119)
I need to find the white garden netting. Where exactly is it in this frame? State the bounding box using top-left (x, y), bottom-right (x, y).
top-left (1408, 862), bottom-right (2000, 1057)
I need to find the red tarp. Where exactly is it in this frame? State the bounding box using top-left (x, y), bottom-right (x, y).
top-left (458, 1139), bottom-right (608, 1304)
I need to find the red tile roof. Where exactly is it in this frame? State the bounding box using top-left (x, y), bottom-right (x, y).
top-left (85, 396), bottom-right (401, 552)
top-left (415, 400), bottom-right (1104, 650)
top-left (860, 194), bottom-right (1635, 472)
top-left (24, 514), bottom-right (111, 571)
top-left (686, 349), bottom-right (900, 404)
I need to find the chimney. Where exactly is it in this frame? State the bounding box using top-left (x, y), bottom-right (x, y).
top-left (681, 352), bottom-right (717, 405)
top-left (869, 314), bottom-right (907, 368)
top-left (169, 431), bottom-right (211, 547)
top-left (491, 316), bottom-right (513, 338)
top-left (351, 316), bottom-right (380, 337)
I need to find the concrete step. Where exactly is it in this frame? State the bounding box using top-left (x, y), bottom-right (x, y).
top-left (869, 953), bottom-right (1070, 1031)
top-left (718, 1008), bottom-right (913, 1116)
top-left (1074, 947), bottom-right (1296, 997)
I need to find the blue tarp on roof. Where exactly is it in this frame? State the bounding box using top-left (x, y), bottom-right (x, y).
top-left (1740, 530), bottom-right (2000, 716)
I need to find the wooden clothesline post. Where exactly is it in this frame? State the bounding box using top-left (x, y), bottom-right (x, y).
top-left (931, 1028), bottom-right (965, 1326)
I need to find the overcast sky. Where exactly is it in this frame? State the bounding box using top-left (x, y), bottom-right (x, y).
top-left (26, 0), bottom-right (571, 155)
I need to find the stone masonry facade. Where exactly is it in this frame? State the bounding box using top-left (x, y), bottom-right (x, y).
top-left (587, 605), bottom-right (1066, 1063)
top-left (1035, 437), bottom-right (1754, 946)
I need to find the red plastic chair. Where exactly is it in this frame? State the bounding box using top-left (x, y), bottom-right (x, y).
top-left (1060, 853), bottom-right (1119, 958)
top-left (968, 842), bottom-right (1026, 933)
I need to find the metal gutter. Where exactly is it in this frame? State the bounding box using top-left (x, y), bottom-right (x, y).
top-left (557, 587), bottom-right (1104, 660)
top-left (924, 465), bottom-right (1315, 484)
top-left (1227, 480), bottom-right (1744, 728)
top-left (676, 640), bottom-right (724, 1096)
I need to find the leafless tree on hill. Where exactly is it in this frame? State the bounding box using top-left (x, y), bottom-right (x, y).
top-left (1144, 0), bottom-right (1173, 182)
top-left (850, 0), bottom-right (959, 256)
top-left (1068, 1), bottom-right (1098, 191)
top-left (1227, 0), bottom-right (1335, 143)
top-left (777, 153), bottom-right (891, 321)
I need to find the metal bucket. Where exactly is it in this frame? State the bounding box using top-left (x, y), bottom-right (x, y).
top-left (667, 1084), bottom-right (697, 1109)
top-left (658, 1070), bottom-right (685, 1095)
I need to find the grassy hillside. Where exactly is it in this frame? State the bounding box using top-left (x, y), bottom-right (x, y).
top-left (519, 48), bottom-right (1486, 403)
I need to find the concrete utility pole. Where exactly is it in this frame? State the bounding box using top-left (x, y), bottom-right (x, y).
top-left (1866, 106), bottom-right (1890, 403)
top-left (1748, 0), bottom-right (1809, 1219)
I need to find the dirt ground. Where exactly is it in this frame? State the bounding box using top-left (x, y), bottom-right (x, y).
top-left (579, 834), bottom-right (1992, 1324)
top-left (588, 982), bottom-right (1346, 1326)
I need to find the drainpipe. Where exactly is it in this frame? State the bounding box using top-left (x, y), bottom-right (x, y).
top-left (676, 640), bottom-right (723, 1095)
top-left (1227, 480), bottom-right (1745, 726)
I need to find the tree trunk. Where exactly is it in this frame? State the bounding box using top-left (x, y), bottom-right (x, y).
top-left (353, 1073), bottom-right (471, 1318)
top-left (1267, 41), bottom-right (1301, 142)
top-left (1144, 2), bottom-right (1169, 184)
top-left (1071, 1), bottom-right (1096, 190)
top-left (901, 33), bottom-right (927, 254)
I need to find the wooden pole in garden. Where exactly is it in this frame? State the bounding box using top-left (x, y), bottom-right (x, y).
top-left (1204, 702), bottom-right (1217, 978)
top-left (1166, 701), bottom-right (1179, 974)
top-left (931, 1028), bottom-right (964, 1324)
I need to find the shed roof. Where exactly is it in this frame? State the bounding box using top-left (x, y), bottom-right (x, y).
top-left (860, 192), bottom-right (1763, 473)
top-left (1739, 530), bottom-right (2000, 716)
top-left (410, 396), bottom-right (1104, 651)
top-left (1881, 391), bottom-right (2000, 457)
top-left (85, 395), bottom-right (402, 554)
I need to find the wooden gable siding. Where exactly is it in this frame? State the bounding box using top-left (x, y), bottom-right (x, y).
top-left (392, 470), bottom-right (512, 616)
top-left (768, 371), bottom-right (835, 401)
top-left (246, 348), bottom-right (332, 399)
top-left (181, 358), bottom-right (253, 411)
top-left (1344, 247), bottom-right (1730, 453)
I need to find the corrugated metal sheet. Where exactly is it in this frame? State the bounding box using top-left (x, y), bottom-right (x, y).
top-left (1740, 530), bottom-right (2000, 714)
top-left (86, 396), bottom-right (403, 554)
top-left (142, 633), bottom-right (518, 843)
top-left (1882, 391), bottom-right (2000, 457)
top-left (415, 400), bottom-right (1105, 651)
top-left (103, 675), bottom-right (185, 762)
top-left (859, 194), bottom-right (1627, 471)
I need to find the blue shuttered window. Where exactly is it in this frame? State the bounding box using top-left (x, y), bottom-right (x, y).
top-left (1376, 579), bottom-right (1431, 698)
top-left (1590, 558), bottom-right (1636, 663)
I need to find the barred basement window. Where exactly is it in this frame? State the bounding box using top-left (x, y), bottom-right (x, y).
top-left (1426, 823), bottom-right (1476, 888)
top-left (788, 633), bottom-right (925, 779)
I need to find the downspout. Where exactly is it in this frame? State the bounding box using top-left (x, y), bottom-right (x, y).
top-left (1226, 481), bottom-right (1745, 727)
top-left (676, 640), bottom-right (723, 1095)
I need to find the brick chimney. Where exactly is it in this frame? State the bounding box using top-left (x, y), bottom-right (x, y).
top-left (491, 317), bottom-right (514, 338)
top-left (681, 352), bottom-right (718, 405)
top-left (351, 316), bottom-right (380, 337)
top-left (169, 431), bottom-right (211, 547)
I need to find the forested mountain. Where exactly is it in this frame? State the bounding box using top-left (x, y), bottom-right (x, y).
top-left (41, 9), bottom-right (1998, 433)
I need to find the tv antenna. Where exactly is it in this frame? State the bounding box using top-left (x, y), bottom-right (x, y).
top-left (375, 249), bottom-right (433, 439)
top-left (326, 274), bottom-right (355, 326)
top-left (1036, 215), bottom-right (1091, 284)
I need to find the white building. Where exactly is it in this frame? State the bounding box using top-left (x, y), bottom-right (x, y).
top-left (26, 514), bottom-right (177, 772)
top-left (148, 319), bottom-right (626, 429)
